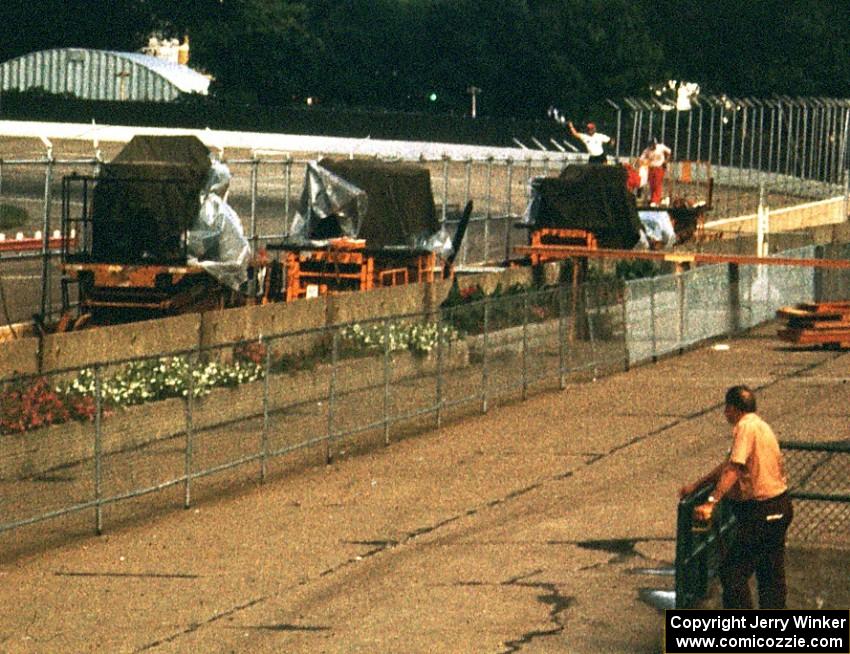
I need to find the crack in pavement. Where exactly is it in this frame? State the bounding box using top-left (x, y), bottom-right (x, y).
top-left (134, 597), bottom-right (269, 652)
top-left (131, 352), bottom-right (842, 651)
top-left (499, 571), bottom-right (574, 654)
top-left (445, 570), bottom-right (575, 654)
top-left (56, 571), bottom-right (200, 579)
top-left (231, 623), bottom-right (331, 633)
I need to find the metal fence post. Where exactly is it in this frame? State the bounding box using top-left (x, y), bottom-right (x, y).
top-left (441, 155), bottom-right (450, 224)
top-left (184, 354), bottom-right (195, 509)
top-left (462, 159), bottom-right (473, 265)
top-left (484, 157), bottom-right (493, 263)
top-left (558, 283), bottom-right (567, 389)
top-left (284, 157), bottom-right (293, 235)
top-left (677, 267), bottom-right (687, 353)
top-left (436, 317), bottom-right (444, 428)
top-left (757, 183), bottom-right (769, 257)
top-left (504, 158), bottom-right (514, 262)
top-left (521, 289), bottom-right (529, 400)
top-left (260, 337), bottom-right (270, 482)
top-left (383, 319), bottom-right (391, 446)
top-left (327, 329), bottom-right (338, 464)
top-left (39, 148), bottom-right (54, 319)
top-left (94, 364), bottom-right (103, 535)
top-left (250, 158), bottom-right (259, 253)
top-left (728, 263), bottom-right (741, 335)
top-left (481, 294), bottom-right (490, 414)
top-left (649, 275), bottom-right (658, 362)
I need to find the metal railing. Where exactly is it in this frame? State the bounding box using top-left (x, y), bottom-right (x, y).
top-left (675, 485), bottom-right (738, 609)
top-left (615, 96), bottom-right (850, 186)
top-left (2, 241), bottom-right (850, 556)
top-left (673, 441), bottom-right (850, 608)
top-left (3, 104), bottom-right (847, 324)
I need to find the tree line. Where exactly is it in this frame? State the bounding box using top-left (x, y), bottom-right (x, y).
top-left (2, 0), bottom-right (848, 120)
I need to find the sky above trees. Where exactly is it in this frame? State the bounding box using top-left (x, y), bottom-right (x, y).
top-left (2, 0), bottom-right (848, 118)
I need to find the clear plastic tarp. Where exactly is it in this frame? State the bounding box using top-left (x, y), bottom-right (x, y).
top-left (288, 161), bottom-right (369, 244)
top-left (636, 210), bottom-right (677, 249)
top-left (287, 161), bottom-right (454, 256)
top-left (187, 161), bottom-right (251, 291)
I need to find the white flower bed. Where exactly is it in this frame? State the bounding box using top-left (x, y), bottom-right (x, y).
top-left (57, 356), bottom-right (263, 407)
top-left (340, 321), bottom-right (460, 355)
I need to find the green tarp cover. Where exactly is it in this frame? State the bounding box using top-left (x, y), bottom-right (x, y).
top-left (91, 135), bottom-right (210, 263)
top-left (523, 165), bottom-right (643, 250)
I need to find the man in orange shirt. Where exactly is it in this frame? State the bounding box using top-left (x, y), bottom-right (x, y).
top-left (680, 385), bottom-right (793, 608)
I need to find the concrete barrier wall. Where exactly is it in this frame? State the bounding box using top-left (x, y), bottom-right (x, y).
top-left (0, 337), bottom-right (39, 379)
top-left (199, 295), bottom-right (327, 349)
top-left (331, 283), bottom-right (427, 325)
top-left (40, 313), bottom-right (202, 372)
top-left (0, 278), bottom-right (474, 376)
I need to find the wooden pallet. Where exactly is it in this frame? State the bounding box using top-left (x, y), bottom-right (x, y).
top-left (776, 302), bottom-right (850, 348)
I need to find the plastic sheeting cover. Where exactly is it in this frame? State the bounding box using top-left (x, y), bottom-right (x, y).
top-left (287, 160), bottom-right (453, 256)
top-left (288, 161), bottom-right (369, 243)
top-left (637, 210), bottom-right (677, 249)
top-left (187, 161), bottom-right (251, 290)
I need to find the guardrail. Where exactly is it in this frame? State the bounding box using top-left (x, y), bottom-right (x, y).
top-left (673, 440), bottom-right (850, 608)
top-left (2, 241), bottom-right (849, 558)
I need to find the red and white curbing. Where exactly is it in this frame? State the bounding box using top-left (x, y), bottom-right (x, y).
top-left (0, 229), bottom-right (76, 252)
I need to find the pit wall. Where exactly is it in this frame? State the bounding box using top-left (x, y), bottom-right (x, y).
top-left (2, 206), bottom-right (848, 379)
top-left (0, 265), bottom-right (540, 379)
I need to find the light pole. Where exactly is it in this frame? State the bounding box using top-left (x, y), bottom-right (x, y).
top-left (467, 86), bottom-right (481, 118)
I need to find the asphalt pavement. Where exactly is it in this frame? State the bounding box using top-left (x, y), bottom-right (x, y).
top-left (0, 322), bottom-right (848, 653)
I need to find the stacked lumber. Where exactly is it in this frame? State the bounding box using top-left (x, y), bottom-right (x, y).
top-left (776, 302), bottom-right (850, 348)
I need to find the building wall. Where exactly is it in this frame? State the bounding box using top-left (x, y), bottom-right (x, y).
top-left (1, 49), bottom-right (181, 102)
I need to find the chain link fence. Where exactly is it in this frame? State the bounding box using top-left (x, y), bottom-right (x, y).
top-left (4, 95), bottom-right (850, 323)
top-left (674, 440), bottom-right (850, 609)
top-left (3, 240), bottom-right (850, 558)
top-left (783, 442), bottom-right (850, 546)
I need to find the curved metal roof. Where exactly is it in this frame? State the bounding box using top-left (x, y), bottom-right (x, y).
top-left (105, 51), bottom-right (210, 95)
top-left (0, 48), bottom-right (210, 101)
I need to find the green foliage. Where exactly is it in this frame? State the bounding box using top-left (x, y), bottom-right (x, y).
top-left (2, 1), bottom-right (849, 117)
top-left (441, 281), bottom-right (559, 335)
top-left (614, 259), bottom-right (663, 281)
top-left (0, 205), bottom-right (29, 231)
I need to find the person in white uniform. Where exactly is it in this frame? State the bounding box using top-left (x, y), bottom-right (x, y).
top-left (568, 121), bottom-right (613, 164)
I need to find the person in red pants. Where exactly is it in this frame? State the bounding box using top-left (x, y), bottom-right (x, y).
top-left (640, 138), bottom-right (672, 206)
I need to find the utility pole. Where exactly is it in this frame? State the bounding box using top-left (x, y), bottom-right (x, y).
top-left (467, 86), bottom-right (481, 118)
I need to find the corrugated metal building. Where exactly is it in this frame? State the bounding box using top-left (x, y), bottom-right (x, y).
top-left (0, 48), bottom-right (210, 101)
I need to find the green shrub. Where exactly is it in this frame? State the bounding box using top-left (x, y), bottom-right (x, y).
top-left (0, 204), bottom-right (29, 231)
top-left (615, 259), bottom-right (662, 280)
